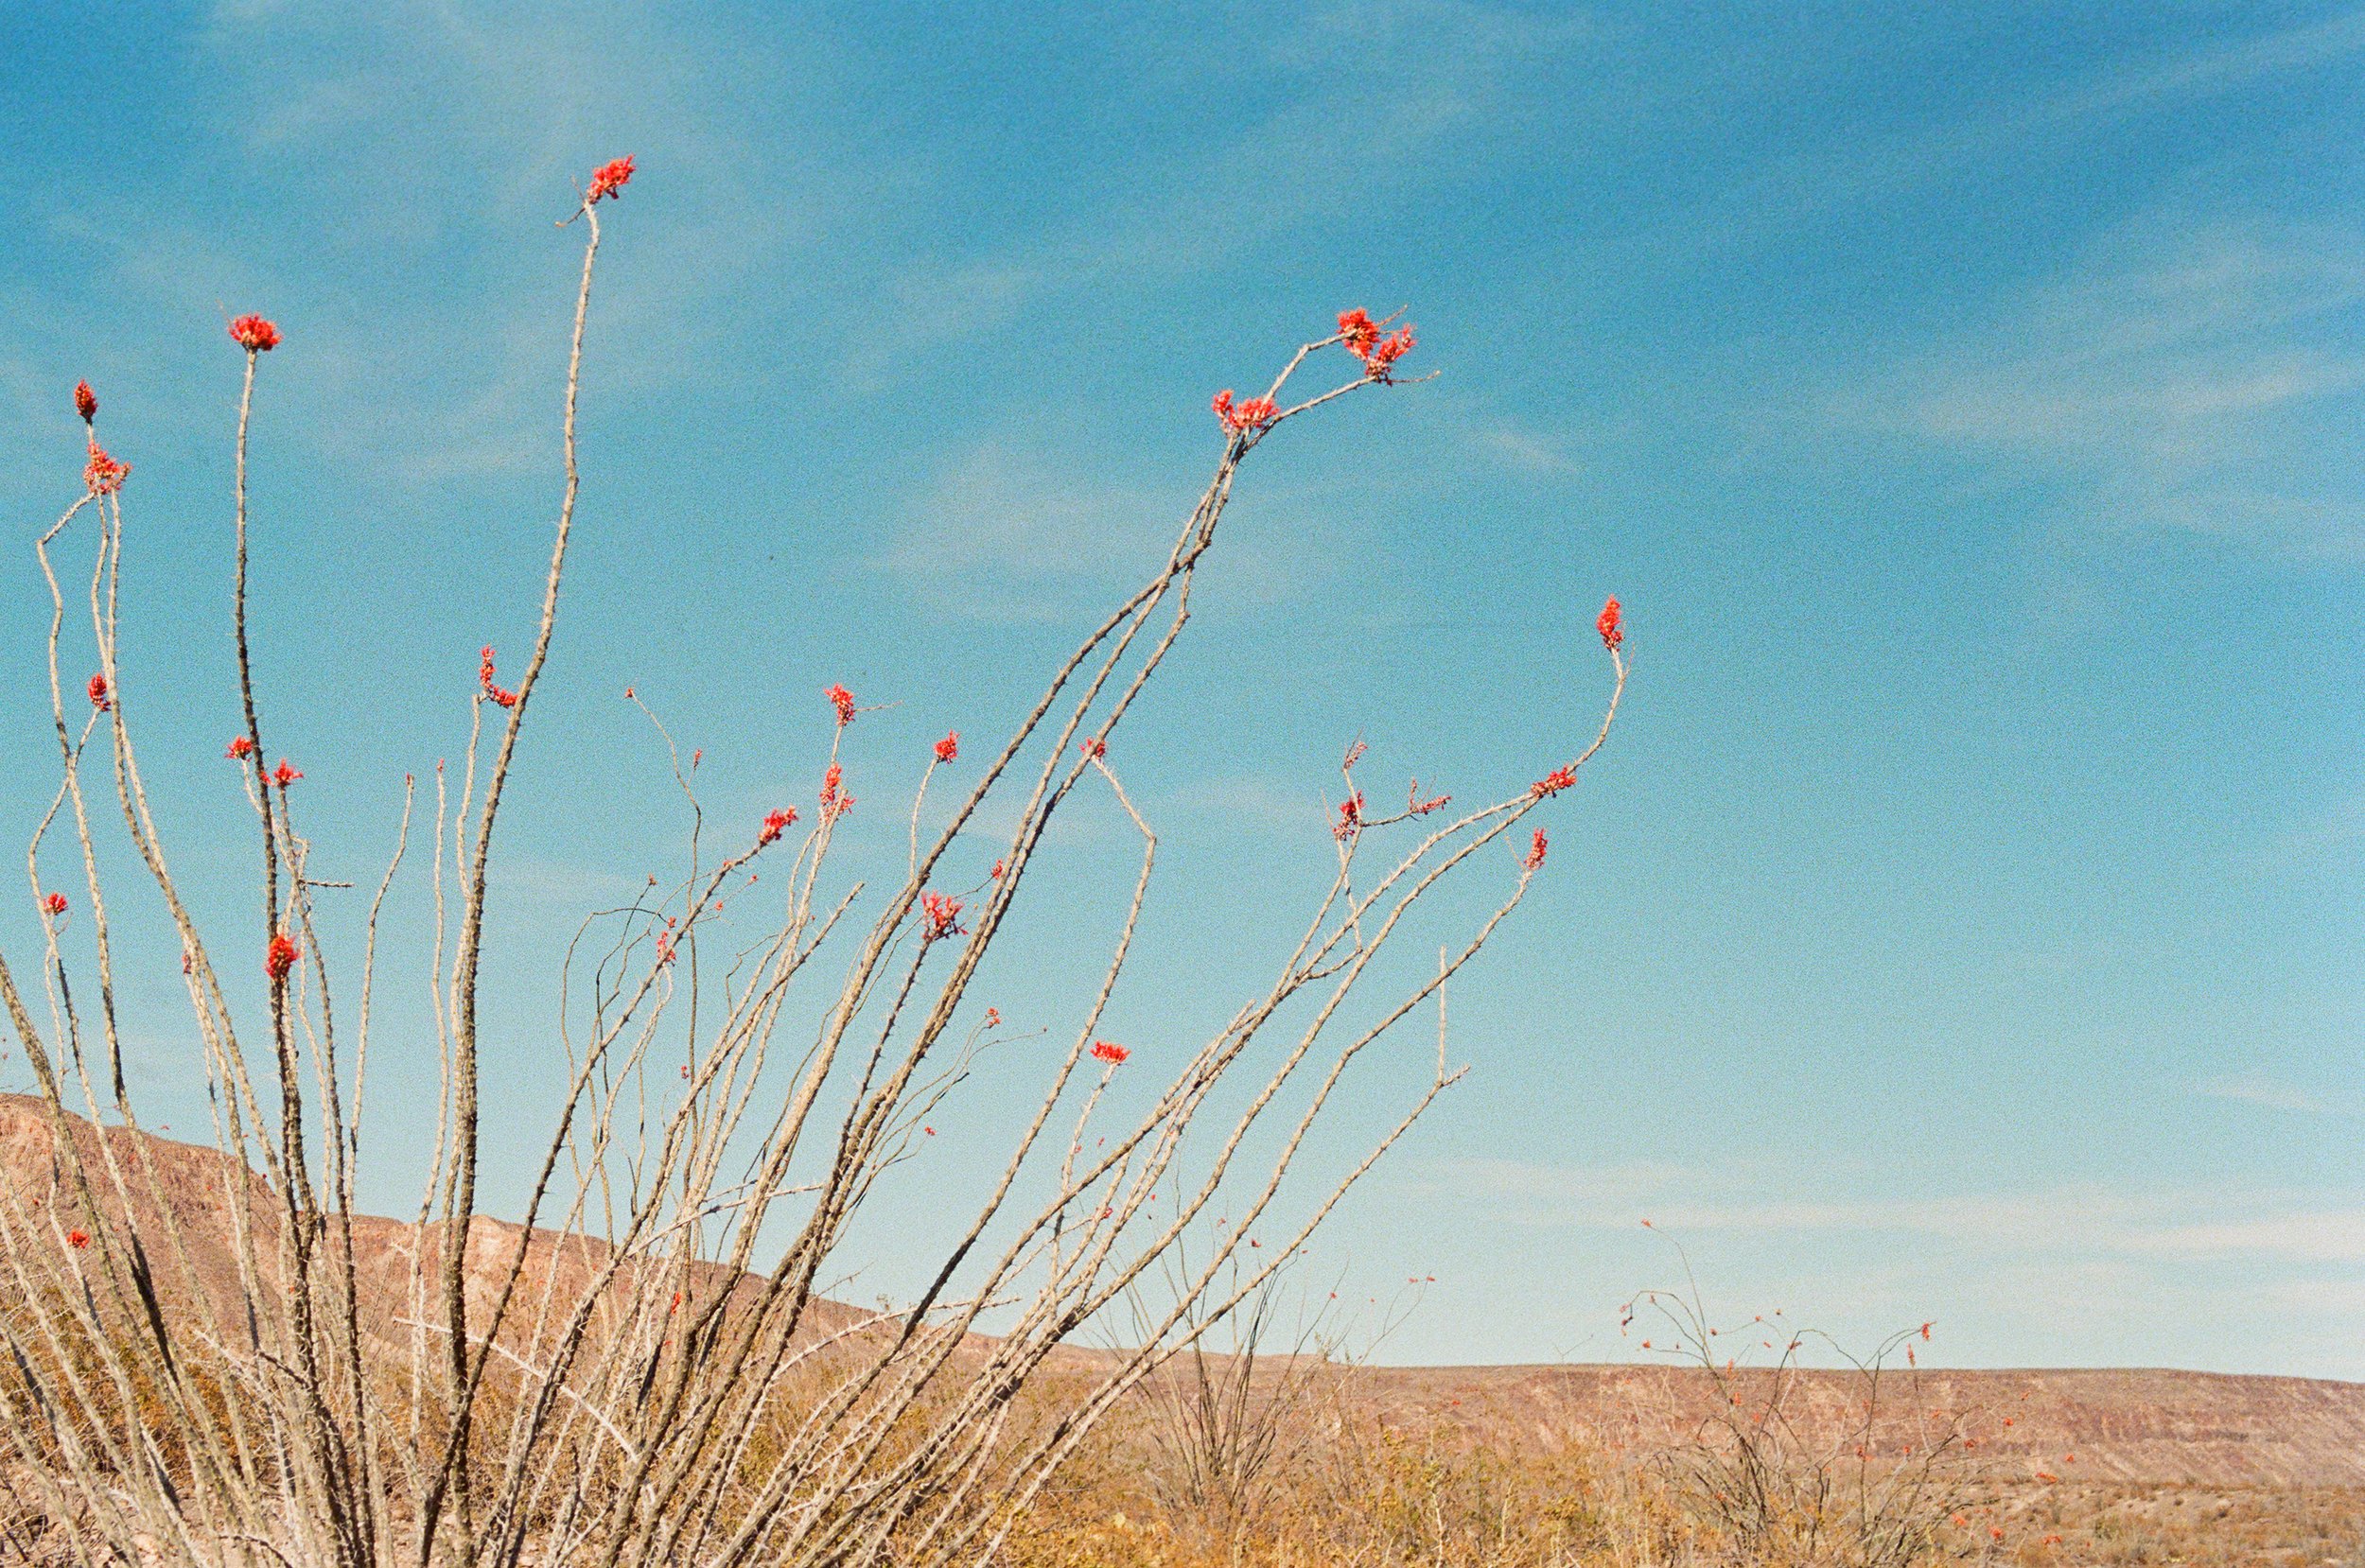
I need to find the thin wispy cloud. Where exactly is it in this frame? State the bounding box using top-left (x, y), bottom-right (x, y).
top-left (1831, 217), bottom-right (2365, 557)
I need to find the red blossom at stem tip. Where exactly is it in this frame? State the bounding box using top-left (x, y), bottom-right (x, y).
top-left (758, 807), bottom-right (797, 846)
top-left (1530, 765), bottom-right (1576, 798)
top-left (1210, 390), bottom-right (1278, 435)
top-left (933, 730), bottom-right (959, 763)
top-left (478, 646), bottom-right (518, 707)
top-left (1090, 1040), bottom-right (1130, 1065)
top-left (1597, 595), bottom-right (1623, 652)
top-left (819, 762), bottom-right (852, 821)
top-left (920, 891), bottom-right (964, 942)
top-left (586, 156), bottom-right (635, 204)
top-left (73, 380), bottom-right (96, 423)
top-left (825, 684), bottom-right (856, 726)
top-left (87, 673), bottom-right (111, 711)
top-left (1339, 308), bottom-right (1378, 357)
top-left (1333, 792), bottom-right (1364, 840)
top-left (1338, 308), bottom-right (1415, 380)
top-left (1408, 780), bottom-right (1451, 816)
top-left (226, 736), bottom-right (256, 760)
top-left (265, 932), bottom-right (300, 983)
top-left (1080, 737), bottom-right (1106, 761)
top-left (83, 442), bottom-right (130, 496)
top-left (228, 315), bottom-right (280, 353)
top-left (67, 1228), bottom-right (91, 1249)
top-left (40, 892), bottom-right (66, 916)
top-left (985, 1007), bottom-right (1001, 1027)
top-left (1521, 829), bottom-right (1549, 872)
top-left (272, 758), bottom-right (303, 788)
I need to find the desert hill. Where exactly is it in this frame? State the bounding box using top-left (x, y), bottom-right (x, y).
top-left (5, 1092), bottom-right (2358, 1490)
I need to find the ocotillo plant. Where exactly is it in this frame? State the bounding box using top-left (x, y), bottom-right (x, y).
top-left (0, 157), bottom-right (1626, 1567)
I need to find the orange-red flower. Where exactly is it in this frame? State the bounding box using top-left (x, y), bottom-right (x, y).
top-left (1338, 308), bottom-right (1378, 357)
top-left (1337, 308), bottom-right (1415, 379)
top-left (226, 736), bottom-right (257, 760)
top-left (229, 315), bottom-right (281, 353)
top-left (87, 673), bottom-right (111, 711)
top-left (83, 442), bottom-right (130, 495)
top-left (1333, 792), bottom-right (1364, 840)
top-left (587, 155), bottom-right (635, 204)
top-left (66, 1228), bottom-right (90, 1250)
top-left (1090, 1039), bottom-right (1130, 1065)
top-left (40, 892), bottom-right (66, 916)
top-left (74, 380), bottom-right (96, 423)
top-left (920, 890), bottom-right (964, 942)
top-left (1080, 737), bottom-right (1106, 760)
top-left (934, 730), bottom-right (959, 763)
top-left (272, 758), bottom-right (302, 789)
top-left (1521, 828), bottom-right (1548, 871)
top-left (1211, 390), bottom-right (1278, 435)
top-left (759, 808), bottom-right (797, 846)
top-left (1531, 765), bottom-right (1576, 798)
top-left (479, 646), bottom-right (518, 707)
top-left (820, 762), bottom-right (852, 821)
top-left (1408, 781), bottom-right (1451, 816)
top-left (825, 684), bottom-right (856, 725)
top-left (1597, 595), bottom-right (1623, 651)
top-left (1364, 326), bottom-right (1415, 379)
top-left (265, 932), bottom-right (300, 983)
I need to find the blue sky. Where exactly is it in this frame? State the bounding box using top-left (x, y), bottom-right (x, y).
top-left (1, 3), bottom-right (2360, 1376)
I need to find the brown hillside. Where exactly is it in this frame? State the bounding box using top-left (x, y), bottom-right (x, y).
top-left (6, 1093), bottom-right (2357, 1490)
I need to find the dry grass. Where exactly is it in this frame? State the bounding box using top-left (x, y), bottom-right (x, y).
top-left (993, 1417), bottom-right (2365, 1568)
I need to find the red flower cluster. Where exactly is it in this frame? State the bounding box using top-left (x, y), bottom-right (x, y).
top-left (1337, 308), bottom-right (1415, 380)
top-left (87, 673), bottom-right (111, 711)
top-left (1211, 389), bottom-right (1278, 435)
top-left (1597, 595), bottom-right (1622, 651)
top-left (1080, 737), bottom-right (1106, 761)
top-left (226, 736), bottom-right (257, 760)
top-left (1521, 829), bottom-right (1549, 872)
top-left (479, 646), bottom-right (518, 707)
top-left (934, 730), bottom-right (959, 763)
top-left (265, 932), bottom-right (300, 983)
top-left (820, 762), bottom-right (852, 821)
top-left (1333, 791), bottom-right (1364, 840)
top-left (587, 155), bottom-right (636, 204)
top-left (989, 858), bottom-right (1005, 880)
top-left (759, 807), bottom-right (797, 846)
top-left (825, 683), bottom-right (856, 726)
top-left (1530, 765), bottom-right (1576, 798)
top-left (229, 314), bottom-right (281, 353)
top-left (272, 758), bottom-right (303, 788)
top-left (40, 892), bottom-right (66, 916)
top-left (83, 442), bottom-right (130, 495)
top-left (1090, 1039), bottom-right (1130, 1065)
top-left (74, 380), bottom-right (96, 423)
top-left (66, 1228), bottom-right (92, 1249)
top-left (1407, 780), bottom-right (1451, 816)
top-left (920, 890), bottom-right (964, 942)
